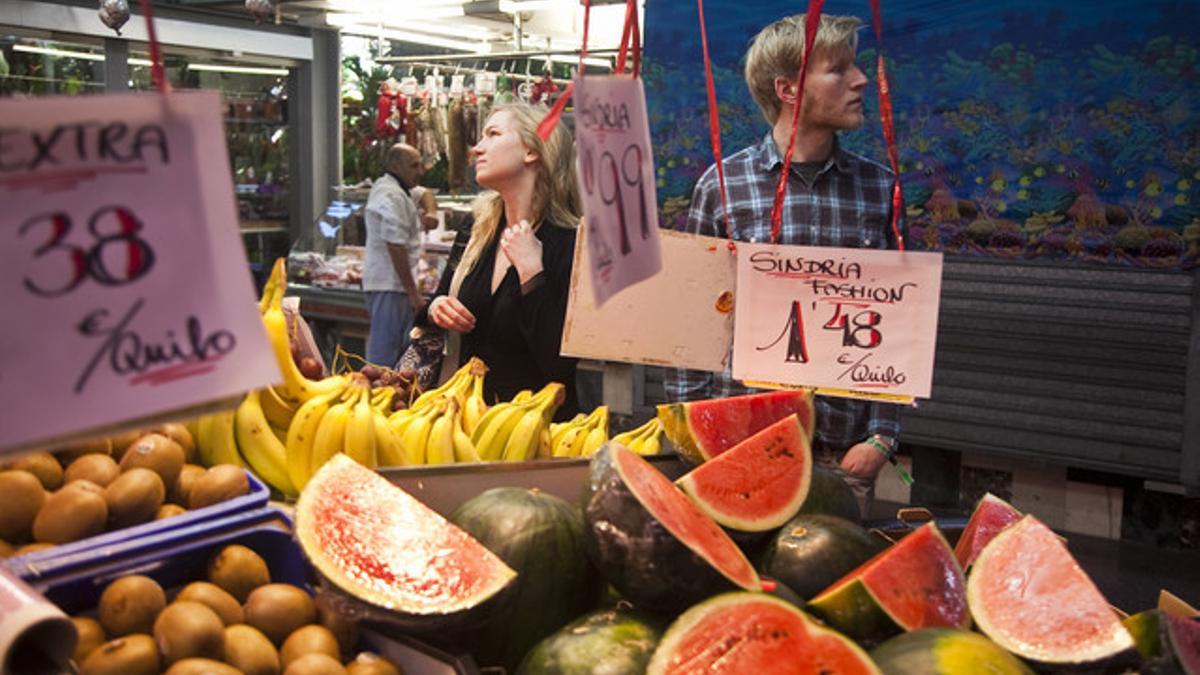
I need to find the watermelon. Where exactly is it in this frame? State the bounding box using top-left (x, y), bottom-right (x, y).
top-left (799, 465), bottom-right (863, 523)
top-left (954, 492), bottom-right (1021, 569)
top-left (967, 515), bottom-right (1138, 670)
top-left (1124, 609), bottom-right (1200, 674)
top-left (759, 514), bottom-right (884, 600)
top-left (646, 592), bottom-right (880, 675)
top-left (807, 522), bottom-right (969, 643)
top-left (658, 390), bottom-right (814, 465)
top-left (516, 607), bottom-right (664, 675)
top-left (582, 444), bottom-right (760, 613)
top-left (294, 455), bottom-right (515, 632)
top-left (870, 628), bottom-right (1035, 674)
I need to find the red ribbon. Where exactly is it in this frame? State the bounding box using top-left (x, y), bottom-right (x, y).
top-left (696, 0), bottom-right (734, 244)
top-left (870, 0), bottom-right (905, 250)
top-left (616, 0), bottom-right (641, 78)
top-left (139, 0), bottom-right (169, 93)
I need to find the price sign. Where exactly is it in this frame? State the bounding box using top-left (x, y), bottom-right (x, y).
top-left (573, 75), bottom-right (662, 306)
top-left (0, 91), bottom-right (281, 456)
top-left (732, 243), bottom-right (943, 400)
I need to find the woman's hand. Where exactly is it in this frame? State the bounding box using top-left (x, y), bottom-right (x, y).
top-left (429, 295), bottom-right (476, 333)
top-left (500, 219), bottom-right (544, 284)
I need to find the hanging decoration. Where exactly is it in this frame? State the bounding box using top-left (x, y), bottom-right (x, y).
top-left (245, 0), bottom-right (273, 23)
top-left (98, 0), bottom-right (131, 35)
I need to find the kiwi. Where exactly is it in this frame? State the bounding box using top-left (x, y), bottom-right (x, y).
top-left (119, 433), bottom-right (185, 487)
top-left (207, 544), bottom-right (271, 602)
top-left (12, 542), bottom-right (54, 556)
top-left (78, 634), bottom-right (160, 675)
top-left (71, 616), bottom-right (107, 663)
top-left (64, 454), bottom-right (121, 488)
top-left (162, 658), bottom-right (243, 675)
top-left (223, 624), bottom-right (281, 675)
top-left (98, 575), bottom-right (166, 637)
top-left (175, 581), bottom-right (243, 625)
top-left (244, 584), bottom-right (317, 645)
top-left (188, 464), bottom-right (250, 510)
top-left (157, 503), bottom-right (187, 520)
top-left (104, 468), bottom-right (165, 529)
top-left (154, 601), bottom-right (226, 664)
top-left (280, 625), bottom-right (340, 668)
top-left (283, 653), bottom-right (346, 675)
top-left (10, 451), bottom-right (64, 491)
top-left (154, 423), bottom-right (198, 464)
top-left (171, 464), bottom-right (206, 506)
top-left (0, 539), bottom-right (13, 557)
top-left (316, 592), bottom-right (359, 656)
top-left (0, 470), bottom-right (46, 541)
top-left (345, 652), bottom-right (401, 675)
top-left (32, 481), bottom-right (108, 544)
top-left (56, 436), bottom-right (113, 464)
top-left (108, 430), bottom-right (145, 462)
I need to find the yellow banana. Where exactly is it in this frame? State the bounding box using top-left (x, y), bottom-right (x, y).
top-left (502, 407), bottom-right (544, 462)
top-left (374, 410), bottom-right (407, 467)
top-left (234, 390), bottom-right (298, 497)
top-left (270, 424), bottom-right (288, 445)
top-left (260, 260), bottom-right (348, 403)
top-left (371, 387), bottom-right (395, 414)
top-left (426, 401), bottom-right (456, 465)
top-left (309, 391), bottom-right (355, 476)
top-left (537, 427), bottom-right (552, 459)
top-left (285, 386), bottom-right (345, 491)
top-left (513, 389), bottom-right (533, 404)
top-left (553, 427), bottom-right (583, 458)
top-left (343, 385), bottom-right (377, 469)
top-left (580, 425), bottom-right (608, 458)
top-left (461, 373), bottom-right (488, 436)
top-left (184, 418), bottom-right (201, 444)
top-left (472, 403), bottom-right (528, 462)
top-left (410, 368), bottom-right (468, 411)
top-left (400, 405), bottom-right (436, 465)
top-left (207, 410), bottom-right (246, 468)
top-left (195, 413), bottom-right (217, 466)
top-left (452, 410), bottom-right (481, 463)
top-left (637, 427), bottom-right (663, 456)
top-left (260, 385), bottom-right (299, 430)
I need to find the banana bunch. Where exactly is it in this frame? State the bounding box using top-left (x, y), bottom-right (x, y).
top-left (611, 417), bottom-right (665, 455)
top-left (195, 410), bottom-right (247, 469)
top-left (284, 374), bottom-right (387, 491)
top-left (408, 357), bottom-right (489, 434)
top-left (260, 259), bottom-right (349, 406)
top-left (470, 382), bottom-right (566, 462)
top-left (548, 406), bottom-right (610, 458)
top-left (388, 396), bottom-right (481, 466)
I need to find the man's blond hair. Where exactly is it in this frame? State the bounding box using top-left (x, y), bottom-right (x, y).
top-left (745, 14), bottom-right (862, 124)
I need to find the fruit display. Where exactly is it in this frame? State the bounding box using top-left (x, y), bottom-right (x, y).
top-left (549, 406), bottom-right (611, 458)
top-left (610, 417), bottom-right (666, 456)
top-left (759, 514), bottom-right (884, 601)
top-left (869, 628), bottom-right (1035, 674)
top-left (953, 491), bottom-right (1023, 569)
top-left (1124, 609), bottom-right (1200, 674)
top-left (515, 607), bottom-right (664, 675)
top-left (658, 389), bottom-right (815, 465)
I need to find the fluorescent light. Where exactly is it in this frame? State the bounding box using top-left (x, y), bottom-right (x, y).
top-left (547, 54), bottom-right (612, 70)
top-left (326, 0), bottom-right (464, 9)
top-left (333, 22), bottom-right (492, 53)
top-left (187, 63), bottom-right (289, 76)
top-left (128, 58), bottom-right (153, 66)
top-left (13, 44), bottom-right (104, 61)
top-left (498, 0), bottom-right (561, 12)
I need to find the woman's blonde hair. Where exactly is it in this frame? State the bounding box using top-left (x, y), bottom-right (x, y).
top-left (745, 14), bottom-right (862, 124)
top-left (450, 103), bottom-right (582, 296)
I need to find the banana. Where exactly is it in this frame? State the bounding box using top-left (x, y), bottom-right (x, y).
top-left (343, 384), bottom-right (377, 469)
top-left (502, 407), bottom-right (544, 462)
top-left (370, 387), bottom-right (395, 414)
top-left (399, 405), bottom-right (437, 465)
top-left (207, 410), bottom-right (246, 468)
top-left (537, 427), bottom-right (552, 459)
top-left (184, 418), bottom-right (201, 445)
top-left (553, 426), bottom-right (583, 458)
top-left (195, 413), bottom-right (217, 466)
top-left (426, 401), bottom-right (457, 465)
top-left (637, 427), bottom-right (662, 456)
top-left (410, 368), bottom-right (468, 411)
top-left (471, 402), bottom-right (528, 462)
top-left (260, 385), bottom-right (298, 430)
top-left (452, 411), bottom-right (481, 463)
top-left (260, 260), bottom-right (348, 402)
top-left (285, 386), bottom-right (345, 491)
top-left (461, 372), bottom-right (488, 436)
top-left (374, 410), bottom-right (407, 467)
top-left (580, 425), bottom-right (607, 458)
top-left (234, 390), bottom-right (298, 497)
top-left (309, 390), bottom-right (355, 475)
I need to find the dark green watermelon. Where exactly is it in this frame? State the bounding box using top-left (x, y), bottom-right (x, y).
top-left (516, 607), bottom-right (664, 675)
top-left (1124, 609), bottom-right (1200, 675)
top-left (798, 466), bottom-right (862, 523)
top-left (760, 514), bottom-right (884, 600)
top-left (870, 628), bottom-right (1034, 674)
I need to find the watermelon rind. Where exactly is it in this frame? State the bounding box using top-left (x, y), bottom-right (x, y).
top-left (967, 515), bottom-right (1137, 669)
top-left (1124, 609), bottom-right (1200, 675)
top-left (657, 390), bottom-right (815, 466)
top-left (295, 455), bottom-right (516, 632)
top-left (954, 492), bottom-right (1022, 570)
top-left (515, 607), bottom-right (664, 675)
top-left (759, 514), bottom-right (884, 601)
top-left (676, 415), bottom-right (813, 532)
top-left (798, 466), bottom-right (863, 523)
top-left (870, 628), bottom-right (1035, 675)
top-left (646, 592), bottom-right (881, 675)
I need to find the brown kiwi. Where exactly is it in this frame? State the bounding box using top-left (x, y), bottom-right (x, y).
top-left (223, 624), bottom-right (281, 675)
top-left (108, 430), bottom-right (145, 462)
top-left (157, 503), bottom-right (187, 520)
top-left (71, 616), bottom-right (107, 663)
top-left (175, 581), bottom-right (243, 625)
top-left (56, 436), bottom-right (113, 464)
top-left (104, 468), bottom-right (165, 529)
top-left (78, 634), bottom-right (160, 675)
top-left (188, 464), bottom-right (250, 510)
top-left (0, 470), bottom-right (46, 542)
top-left (315, 592), bottom-right (359, 656)
top-left (244, 584), bottom-right (318, 645)
top-left (282, 653), bottom-right (346, 675)
top-left (153, 600), bottom-right (226, 665)
top-left (345, 652), bottom-right (401, 675)
top-left (154, 423), bottom-right (198, 464)
top-left (64, 454), bottom-right (121, 488)
top-left (171, 464), bottom-right (206, 506)
top-left (207, 544), bottom-right (271, 602)
top-left (280, 625), bottom-right (340, 668)
top-left (10, 451), bottom-right (64, 491)
top-left (12, 542), bottom-right (54, 556)
top-left (162, 658), bottom-right (243, 675)
top-left (119, 433), bottom-right (185, 488)
top-left (97, 575), bottom-right (166, 637)
top-left (32, 481), bottom-right (108, 544)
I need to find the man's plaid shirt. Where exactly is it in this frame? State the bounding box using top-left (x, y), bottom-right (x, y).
top-left (664, 132), bottom-right (903, 453)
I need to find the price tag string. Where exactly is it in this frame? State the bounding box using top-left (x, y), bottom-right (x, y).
top-left (869, 0), bottom-right (905, 251)
top-left (138, 0), bottom-right (169, 93)
top-left (695, 0), bottom-right (736, 252)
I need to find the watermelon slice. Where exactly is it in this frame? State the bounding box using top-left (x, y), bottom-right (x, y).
top-left (870, 628), bottom-right (1034, 674)
top-left (582, 444), bottom-right (760, 613)
top-left (1124, 609), bottom-right (1200, 674)
top-left (295, 455), bottom-right (516, 631)
top-left (646, 592), bottom-right (880, 675)
top-left (954, 492), bottom-right (1022, 569)
top-left (968, 515), bottom-right (1137, 670)
top-left (658, 390), bottom-right (814, 465)
top-left (676, 415), bottom-right (812, 532)
top-left (807, 522), bottom-right (969, 642)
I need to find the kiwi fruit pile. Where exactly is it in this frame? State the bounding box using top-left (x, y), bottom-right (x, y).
top-left (0, 424), bottom-right (251, 557)
top-left (71, 544), bottom-right (403, 675)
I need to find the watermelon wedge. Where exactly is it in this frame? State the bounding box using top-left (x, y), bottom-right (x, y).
top-left (807, 522), bottom-right (969, 642)
top-left (967, 515), bottom-right (1137, 670)
top-left (954, 492), bottom-right (1022, 569)
top-left (647, 593), bottom-right (880, 675)
top-left (870, 628), bottom-right (1034, 674)
top-left (658, 390), bottom-right (814, 465)
top-left (295, 455), bottom-right (516, 632)
top-left (1124, 609), bottom-right (1200, 674)
top-left (676, 415), bottom-right (812, 532)
top-left (582, 444), bottom-right (760, 613)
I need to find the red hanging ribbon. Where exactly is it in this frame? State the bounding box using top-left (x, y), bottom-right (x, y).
top-left (696, 0), bottom-right (735, 245)
top-left (579, 0), bottom-right (591, 72)
top-left (139, 0), bottom-right (169, 93)
top-left (615, 0), bottom-right (641, 78)
top-left (870, 0), bottom-right (905, 250)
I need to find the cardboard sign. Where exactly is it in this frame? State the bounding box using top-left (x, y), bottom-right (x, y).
top-left (731, 243), bottom-right (943, 399)
top-left (562, 228), bottom-right (734, 371)
top-left (573, 75), bottom-right (662, 306)
top-left (0, 91), bottom-right (281, 456)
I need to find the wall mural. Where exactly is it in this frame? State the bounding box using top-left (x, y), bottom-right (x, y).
top-left (644, 0), bottom-right (1199, 270)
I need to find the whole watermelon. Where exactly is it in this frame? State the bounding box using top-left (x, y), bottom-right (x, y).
top-left (516, 607), bottom-right (664, 675)
top-left (760, 513), bottom-right (883, 600)
top-left (798, 466), bottom-right (862, 523)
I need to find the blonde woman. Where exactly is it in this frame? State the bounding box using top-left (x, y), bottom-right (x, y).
top-left (418, 103), bottom-right (583, 419)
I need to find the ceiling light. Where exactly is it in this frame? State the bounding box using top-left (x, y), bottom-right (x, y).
top-left (13, 44), bottom-right (103, 61)
top-left (497, 0), bottom-right (561, 11)
top-left (326, 0), bottom-right (464, 9)
top-left (187, 63), bottom-right (290, 76)
top-left (332, 22), bottom-right (492, 53)
top-left (128, 58), bottom-right (153, 66)
top-left (547, 54), bottom-right (612, 70)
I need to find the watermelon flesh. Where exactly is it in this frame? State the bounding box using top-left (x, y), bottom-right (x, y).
top-left (647, 592), bottom-right (880, 675)
top-left (658, 390), bottom-right (814, 465)
top-left (967, 515), bottom-right (1135, 667)
top-left (1168, 612), bottom-right (1200, 674)
top-left (1124, 609), bottom-right (1200, 674)
top-left (676, 415), bottom-right (812, 532)
top-left (295, 455), bottom-right (516, 623)
top-left (954, 492), bottom-right (1021, 569)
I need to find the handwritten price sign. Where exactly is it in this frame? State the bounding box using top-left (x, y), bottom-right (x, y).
top-left (731, 243), bottom-right (943, 400)
top-left (573, 75), bottom-right (663, 306)
top-left (0, 91), bottom-right (280, 456)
